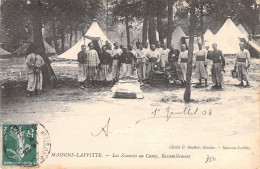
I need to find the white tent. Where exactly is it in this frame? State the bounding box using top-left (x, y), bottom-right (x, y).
top-left (237, 24), bottom-right (260, 55)
top-left (58, 19), bottom-right (112, 60)
top-left (171, 26), bottom-right (186, 51)
top-left (204, 29), bottom-right (215, 43)
top-left (215, 17), bottom-right (247, 55)
top-left (14, 36), bottom-right (56, 55)
top-left (237, 24), bottom-right (249, 37)
top-left (0, 47), bottom-right (11, 56)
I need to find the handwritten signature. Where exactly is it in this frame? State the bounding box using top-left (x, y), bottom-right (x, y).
top-left (205, 155), bottom-right (216, 163)
top-left (91, 118), bottom-right (110, 137)
top-left (136, 106), bottom-right (212, 124)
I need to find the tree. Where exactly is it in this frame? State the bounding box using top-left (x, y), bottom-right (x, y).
top-left (1, 0), bottom-right (31, 52)
top-left (147, 0), bottom-right (157, 45)
top-left (1, 0), bottom-right (102, 87)
top-left (112, 0), bottom-right (142, 47)
top-left (184, 0), bottom-right (196, 102)
top-left (30, 0), bottom-right (59, 87)
top-left (167, 0), bottom-right (175, 47)
top-left (142, 0), bottom-right (148, 45)
top-left (156, 0), bottom-right (167, 44)
top-left (238, 0), bottom-right (260, 35)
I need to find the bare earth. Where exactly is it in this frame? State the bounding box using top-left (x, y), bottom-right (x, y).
top-left (0, 57), bottom-right (259, 169)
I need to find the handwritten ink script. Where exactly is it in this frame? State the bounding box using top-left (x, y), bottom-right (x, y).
top-left (91, 118), bottom-right (110, 137)
top-left (136, 106), bottom-right (212, 124)
top-left (205, 155), bottom-right (216, 163)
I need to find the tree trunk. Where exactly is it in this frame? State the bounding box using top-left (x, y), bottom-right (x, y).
top-left (157, 0), bottom-right (164, 44)
top-left (148, 17), bottom-right (157, 45)
top-left (184, 0), bottom-right (196, 102)
top-left (125, 15), bottom-right (130, 48)
top-left (167, 0), bottom-right (174, 47)
top-left (69, 26), bottom-right (73, 48)
top-left (60, 29), bottom-right (65, 52)
top-left (66, 33), bottom-right (69, 46)
top-left (51, 20), bottom-right (59, 54)
top-left (148, 0), bottom-right (157, 45)
top-left (251, 1), bottom-right (258, 35)
top-left (199, 5), bottom-right (204, 44)
top-left (74, 26), bottom-right (78, 44)
top-left (31, 0), bottom-right (59, 88)
top-left (142, 0), bottom-right (148, 45)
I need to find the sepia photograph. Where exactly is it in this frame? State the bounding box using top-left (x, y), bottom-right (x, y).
top-left (0, 0), bottom-right (259, 168)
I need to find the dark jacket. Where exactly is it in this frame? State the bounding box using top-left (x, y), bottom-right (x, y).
top-left (77, 51), bottom-right (88, 64)
top-left (168, 49), bottom-right (180, 63)
top-left (119, 52), bottom-right (136, 65)
top-left (99, 52), bottom-right (112, 67)
top-left (208, 50), bottom-right (225, 66)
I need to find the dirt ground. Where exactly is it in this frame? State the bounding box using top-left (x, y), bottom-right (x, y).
top-left (0, 57), bottom-right (259, 169)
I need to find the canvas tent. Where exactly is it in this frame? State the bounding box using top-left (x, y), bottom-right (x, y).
top-left (0, 47), bottom-right (11, 57)
top-left (58, 19), bottom-right (112, 60)
top-left (204, 29), bottom-right (215, 43)
top-left (237, 24), bottom-right (260, 56)
top-left (171, 26), bottom-right (186, 51)
top-left (14, 36), bottom-right (56, 56)
top-left (237, 24), bottom-right (249, 37)
top-left (214, 17), bottom-right (246, 55)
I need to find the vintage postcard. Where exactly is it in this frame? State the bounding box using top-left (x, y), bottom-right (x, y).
top-left (0, 0), bottom-right (259, 168)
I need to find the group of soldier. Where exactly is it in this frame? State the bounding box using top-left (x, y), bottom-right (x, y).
top-left (77, 40), bottom-right (251, 89)
top-left (24, 39), bottom-right (251, 96)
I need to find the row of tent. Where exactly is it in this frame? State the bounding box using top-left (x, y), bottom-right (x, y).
top-left (57, 17), bottom-right (259, 60)
top-left (0, 19), bottom-right (109, 59)
top-left (0, 36), bottom-right (57, 57)
top-left (1, 17), bottom-right (259, 58)
top-left (172, 17), bottom-right (260, 56)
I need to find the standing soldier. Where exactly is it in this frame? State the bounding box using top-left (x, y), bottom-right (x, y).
top-left (178, 44), bottom-right (188, 85)
top-left (146, 44), bottom-right (160, 74)
top-left (86, 42), bottom-right (100, 87)
top-left (143, 42), bottom-right (150, 80)
top-left (168, 44), bottom-right (180, 84)
top-left (26, 44), bottom-right (45, 96)
top-left (119, 47), bottom-right (136, 78)
top-left (136, 44), bottom-right (148, 83)
top-left (208, 43), bottom-right (225, 89)
top-left (205, 42), bottom-right (212, 76)
top-left (194, 42), bottom-right (208, 86)
top-left (234, 42), bottom-right (251, 86)
top-left (158, 43), bottom-right (170, 71)
top-left (99, 45), bottom-right (113, 86)
top-left (77, 45), bottom-right (88, 88)
top-left (111, 42), bottom-right (123, 83)
top-left (128, 45), bottom-right (137, 76)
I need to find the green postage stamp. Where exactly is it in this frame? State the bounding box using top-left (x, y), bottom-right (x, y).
top-left (2, 124), bottom-right (37, 166)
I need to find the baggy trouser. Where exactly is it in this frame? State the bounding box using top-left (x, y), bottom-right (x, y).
top-left (99, 65), bottom-right (112, 81)
top-left (180, 63), bottom-right (187, 81)
top-left (237, 62), bottom-right (249, 81)
top-left (195, 61), bottom-right (208, 79)
top-left (78, 63), bottom-right (88, 82)
top-left (211, 63), bottom-right (223, 85)
top-left (137, 63), bottom-right (146, 80)
top-left (27, 73), bottom-right (43, 91)
top-left (147, 62), bottom-right (156, 74)
top-left (170, 62), bottom-right (182, 80)
top-left (86, 66), bottom-right (98, 80)
top-left (112, 60), bottom-right (120, 79)
top-left (119, 63), bottom-right (132, 78)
